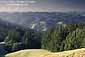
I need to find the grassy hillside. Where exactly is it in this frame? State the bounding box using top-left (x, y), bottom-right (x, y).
top-left (5, 48), bottom-right (85, 57)
top-left (5, 49), bottom-right (51, 57)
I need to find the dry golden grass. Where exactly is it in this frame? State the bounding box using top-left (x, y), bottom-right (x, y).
top-left (5, 48), bottom-right (85, 57)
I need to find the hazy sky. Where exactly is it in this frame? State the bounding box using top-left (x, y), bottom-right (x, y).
top-left (0, 0), bottom-right (84, 12)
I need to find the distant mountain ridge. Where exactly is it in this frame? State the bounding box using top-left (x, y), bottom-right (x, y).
top-left (0, 12), bottom-right (85, 31)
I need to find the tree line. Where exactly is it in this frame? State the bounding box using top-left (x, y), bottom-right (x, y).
top-left (0, 23), bottom-right (85, 53)
top-left (42, 24), bottom-right (85, 52)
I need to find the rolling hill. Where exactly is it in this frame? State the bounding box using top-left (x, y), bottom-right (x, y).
top-left (5, 48), bottom-right (85, 57)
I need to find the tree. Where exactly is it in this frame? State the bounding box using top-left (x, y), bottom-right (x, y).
top-left (80, 29), bottom-right (85, 48)
top-left (22, 30), bottom-right (41, 49)
top-left (30, 31), bottom-right (41, 48)
top-left (41, 27), bottom-right (63, 52)
top-left (22, 31), bottom-right (30, 49)
top-left (4, 30), bottom-right (21, 52)
top-left (64, 28), bottom-right (84, 50)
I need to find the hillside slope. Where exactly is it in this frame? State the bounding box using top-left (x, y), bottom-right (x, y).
top-left (1, 12), bottom-right (85, 31)
top-left (5, 48), bottom-right (85, 57)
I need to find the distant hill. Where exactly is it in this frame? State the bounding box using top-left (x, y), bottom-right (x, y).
top-left (0, 18), bottom-right (33, 42)
top-left (0, 12), bottom-right (85, 31)
top-left (5, 48), bottom-right (85, 57)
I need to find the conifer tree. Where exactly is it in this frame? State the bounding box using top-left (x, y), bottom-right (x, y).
top-left (64, 28), bottom-right (84, 50)
top-left (4, 30), bottom-right (21, 52)
top-left (22, 31), bottom-right (30, 49)
top-left (41, 27), bottom-right (63, 52)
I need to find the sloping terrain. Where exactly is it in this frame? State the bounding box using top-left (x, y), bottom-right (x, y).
top-left (0, 12), bottom-right (85, 31)
top-left (5, 49), bottom-right (51, 57)
top-left (5, 48), bottom-right (85, 57)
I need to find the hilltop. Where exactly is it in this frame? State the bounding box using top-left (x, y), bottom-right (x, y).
top-left (5, 48), bottom-right (85, 57)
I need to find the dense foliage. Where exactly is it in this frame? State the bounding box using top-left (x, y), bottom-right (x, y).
top-left (0, 22), bottom-right (85, 54)
top-left (41, 24), bottom-right (85, 52)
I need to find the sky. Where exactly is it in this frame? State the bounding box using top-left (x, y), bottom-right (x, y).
top-left (0, 0), bottom-right (84, 12)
